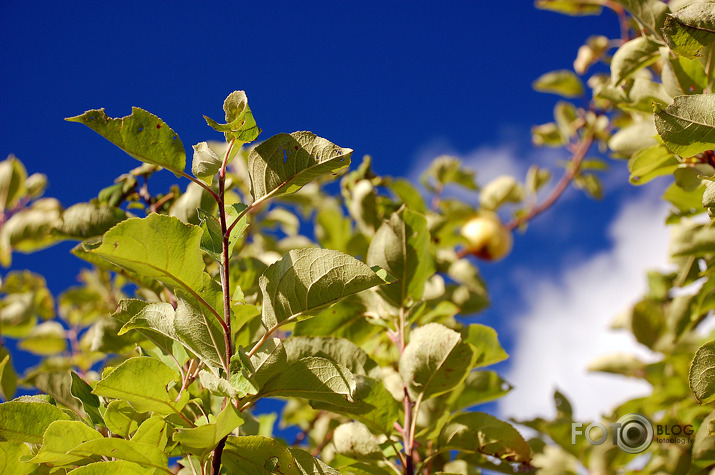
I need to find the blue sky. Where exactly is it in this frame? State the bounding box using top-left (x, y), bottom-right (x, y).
top-left (1, 2), bottom-right (667, 423)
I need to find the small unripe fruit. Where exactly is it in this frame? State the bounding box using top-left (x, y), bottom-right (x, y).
top-left (460, 210), bottom-right (512, 261)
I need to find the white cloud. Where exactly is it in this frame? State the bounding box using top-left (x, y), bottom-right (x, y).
top-left (498, 193), bottom-right (672, 422)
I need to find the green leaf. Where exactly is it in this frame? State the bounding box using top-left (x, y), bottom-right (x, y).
top-left (173, 403), bottom-right (243, 456)
top-left (461, 324), bottom-right (508, 368)
top-left (259, 248), bottom-right (392, 330)
top-left (446, 371), bottom-right (513, 410)
top-left (204, 90), bottom-right (262, 143)
top-left (28, 420), bottom-right (102, 465)
top-left (661, 47), bottom-right (708, 96)
top-left (170, 181), bottom-right (217, 225)
top-left (612, 0), bottom-right (668, 39)
top-left (103, 400), bottom-right (145, 439)
top-left (655, 94), bottom-right (715, 158)
top-left (92, 357), bottom-right (187, 415)
top-left (199, 369), bottom-right (257, 399)
top-left (85, 214), bottom-right (224, 345)
top-left (131, 416), bottom-right (168, 450)
top-left (479, 176), bottom-right (523, 211)
top-left (399, 323), bottom-right (476, 401)
top-left (0, 399), bottom-right (70, 443)
top-left (367, 207), bottom-right (434, 306)
top-left (333, 421), bottom-right (383, 460)
top-left (390, 178), bottom-right (427, 214)
top-left (627, 144), bottom-right (679, 185)
top-left (611, 36), bottom-right (660, 85)
top-left (250, 337), bottom-right (288, 387)
top-left (67, 461), bottom-right (154, 474)
top-left (289, 448), bottom-right (341, 475)
top-left (68, 438), bottom-right (168, 472)
top-left (87, 214), bottom-right (202, 294)
top-left (439, 412), bottom-right (531, 463)
top-left (609, 121), bottom-right (659, 159)
top-left (258, 356), bottom-right (357, 407)
top-left (311, 375), bottom-right (400, 434)
top-left (122, 297), bottom-right (226, 374)
top-left (191, 141), bottom-right (222, 184)
top-left (53, 203), bottom-right (128, 240)
top-left (221, 435), bottom-right (300, 475)
top-left (663, 2), bottom-right (715, 59)
top-left (533, 70), bottom-right (584, 98)
top-left (690, 340), bottom-right (715, 404)
top-left (70, 371), bottom-right (103, 426)
top-left (534, 0), bottom-right (603, 16)
top-left (0, 349), bottom-right (17, 401)
top-left (283, 336), bottom-right (380, 379)
top-left (248, 131), bottom-right (352, 202)
top-left (0, 155), bottom-right (27, 211)
top-left (66, 107), bottom-right (186, 177)
top-left (420, 155), bottom-right (478, 191)
top-left (0, 441), bottom-right (35, 475)
top-left (17, 321), bottom-right (67, 355)
top-left (0, 198), bottom-right (62, 265)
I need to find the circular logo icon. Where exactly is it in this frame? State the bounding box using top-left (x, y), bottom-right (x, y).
top-left (615, 413), bottom-right (653, 454)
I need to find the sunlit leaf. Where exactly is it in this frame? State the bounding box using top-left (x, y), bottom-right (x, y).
top-left (66, 107), bottom-right (186, 177)
top-left (612, 0), bottom-right (669, 38)
top-left (221, 435), bottom-right (300, 475)
top-left (400, 323), bottom-right (476, 400)
top-left (690, 340), bottom-right (715, 404)
top-left (92, 357), bottom-right (187, 415)
top-left (68, 438), bottom-right (168, 471)
top-left (367, 207), bottom-right (434, 306)
top-left (258, 356), bottom-right (356, 407)
top-left (654, 94), bottom-right (715, 158)
top-left (28, 420), bottom-right (102, 465)
top-left (204, 90), bottom-right (262, 143)
top-left (663, 2), bottom-right (715, 59)
top-left (248, 131), bottom-right (352, 202)
top-left (0, 399), bottom-right (70, 443)
top-left (333, 421), bottom-right (383, 460)
top-left (438, 412), bottom-right (531, 463)
top-left (53, 202), bottom-right (128, 240)
top-left (533, 70), bottom-right (584, 98)
top-left (259, 248), bottom-right (392, 329)
top-left (174, 404), bottom-right (243, 456)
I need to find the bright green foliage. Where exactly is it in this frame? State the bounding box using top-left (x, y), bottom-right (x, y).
top-left (92, 357), bottom-right (187, 415)
top-left (173, 404), bottom-right (243, 456)
top-left (8, 10), bottom-right (715, 471)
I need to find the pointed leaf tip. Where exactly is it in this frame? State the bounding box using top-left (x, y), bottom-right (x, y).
top-left (66, 107), bottom-right (186, 177)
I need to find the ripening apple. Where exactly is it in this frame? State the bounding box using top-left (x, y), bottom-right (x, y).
top-left (460, 210), bottom-right (512, 261)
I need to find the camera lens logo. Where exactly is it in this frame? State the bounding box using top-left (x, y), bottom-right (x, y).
top-left (615, 414), bottom-right (653, 454)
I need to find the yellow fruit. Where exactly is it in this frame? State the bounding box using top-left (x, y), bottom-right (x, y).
top-left (460, 211), bottom-right (512, 261)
